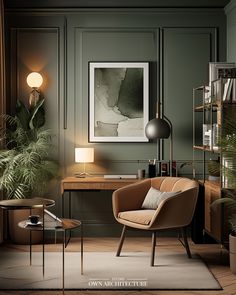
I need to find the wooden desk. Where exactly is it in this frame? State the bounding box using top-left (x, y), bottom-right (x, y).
top-left (61, 177), bottom-right (140, 218)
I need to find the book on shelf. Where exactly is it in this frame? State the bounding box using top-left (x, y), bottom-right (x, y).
top-left (223, 78), bottom-right (233, 102)
top-left (232, 79), bottom-right (236, 102)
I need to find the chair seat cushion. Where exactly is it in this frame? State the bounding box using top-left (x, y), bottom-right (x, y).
top-left (141, 187), bottom-right (180, 209)
top-left (118, 209), bottom-right (155, 225)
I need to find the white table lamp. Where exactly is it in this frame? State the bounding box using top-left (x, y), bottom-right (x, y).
top-left (75, 148), bottom-right (94, 177)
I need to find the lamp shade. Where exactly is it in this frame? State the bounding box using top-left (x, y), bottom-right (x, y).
top-left (75, 148), bottom-right (94, 163)
top-left (145, 118), bottom-right (171, 139)
top-left (26, 72), bottom-right (43, 88)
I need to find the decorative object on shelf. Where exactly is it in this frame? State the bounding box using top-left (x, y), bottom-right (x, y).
top-left (75, 147), bottom-right (94, 177)
top-left (88, 62), bottom-right (149, 142)
top-left (204, 85), bottom-right (211, 103)
top-left (26, 72), bottom-right (43, 107)
top-left (145, 101), bottom-right (173, 176)
top-left (202, 124), bottom-right (212, 148)
top-left (209, 62), bottom-right (236, 84)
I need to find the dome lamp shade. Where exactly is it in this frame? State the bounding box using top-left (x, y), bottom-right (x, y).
top-left (26, 72), bottom-right (43, 88)
top-left (145, 117), bottom-right (171, 139)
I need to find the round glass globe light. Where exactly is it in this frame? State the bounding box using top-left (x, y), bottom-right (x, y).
top-left (26, 72), bottom-right (43, 88)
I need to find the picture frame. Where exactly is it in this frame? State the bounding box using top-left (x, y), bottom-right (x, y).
top-left (89, 62), bottom-right (149, 142)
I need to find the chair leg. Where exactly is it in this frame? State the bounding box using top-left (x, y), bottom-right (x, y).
top-left (116, 225), bottom-right (126, 257)
top-left (182, 227), bottom-right (192, 258)
top-left (151, 231), bottom-right (156, 266)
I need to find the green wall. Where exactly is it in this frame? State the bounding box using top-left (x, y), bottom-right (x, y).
top-left (4, 5), bottom-right (227, 236)
top-left (226, 0), bottom-right (236, 62)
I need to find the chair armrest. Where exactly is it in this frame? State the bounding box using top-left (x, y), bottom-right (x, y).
top-left (112, 179), bottom-right (151, 218)
top-left (149, 186), bottom-right (199, 230)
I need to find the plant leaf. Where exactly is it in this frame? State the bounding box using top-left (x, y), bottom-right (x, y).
top-left (15, 100), bottom-right (31, 131)
top-left (29, 99), bottom-right (45, 130)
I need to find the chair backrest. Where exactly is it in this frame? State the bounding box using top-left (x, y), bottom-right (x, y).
top-left (151, 177), bottom-right (197, 192)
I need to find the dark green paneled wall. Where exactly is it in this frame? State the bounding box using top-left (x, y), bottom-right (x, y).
top-left (163, 28), bottom-right (217, 160)
top-left (5, 7), bottom-right (226, 236)
top-left (226, 0), bottom-right (236, 62)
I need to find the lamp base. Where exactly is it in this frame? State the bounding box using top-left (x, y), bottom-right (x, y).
top-left (74, 172), bottom-right (92, 178)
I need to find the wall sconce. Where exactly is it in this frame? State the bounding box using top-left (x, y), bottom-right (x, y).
top-left (26, 72), bottom-right (43, 107)
top-left (75, 148), bottom-right (94, 178)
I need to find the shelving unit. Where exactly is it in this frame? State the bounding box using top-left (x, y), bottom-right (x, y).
top-left (193, 78), bottom-right (236, 245)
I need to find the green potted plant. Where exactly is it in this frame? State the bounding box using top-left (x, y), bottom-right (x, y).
top-left (0, 99), bottom-right (58, 243)
top-left (213, 190), bottom-right (236, 274)
top-left (211, 112), bottom-right (236, 274)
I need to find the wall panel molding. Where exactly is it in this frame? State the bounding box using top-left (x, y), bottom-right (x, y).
top-left (225, 0), bottom-right (236, 15)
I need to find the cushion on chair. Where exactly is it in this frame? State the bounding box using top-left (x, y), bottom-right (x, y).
top-left (118, 209), bottom-right (155, 225)
top-left (141, 187), bottom-right (180, 209)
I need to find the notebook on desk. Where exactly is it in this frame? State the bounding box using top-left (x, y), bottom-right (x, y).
top-left (104, 174), bottom-right (137, 179)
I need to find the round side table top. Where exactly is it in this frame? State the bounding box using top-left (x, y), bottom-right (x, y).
top-left (0, 197), bottom-right (55, 210)
top-left (18, 218), bottom-right (82, 231)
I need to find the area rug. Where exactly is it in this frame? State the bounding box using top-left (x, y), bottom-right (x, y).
top-left (0, 251), bottom-right (221, 290)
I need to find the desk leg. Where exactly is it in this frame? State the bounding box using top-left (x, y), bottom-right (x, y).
top-left (68, 192), bottom-right (72, 245)
top-left (69, 191), bottom-right (71, 219)
top-left (62, 191), bottom-right (72, 219)
top-left (30, 230), bottom-right (32, 266)
top-left (63, 230), bottom-right (65, 295)
top-left (81, 222), bottom-right (83, 275)
top-left (42, 205), bottom-right (45, 277)
top-left (62, 192), bottom-right (64, 218)
top-left (30, 208), bottom-right (32, 266)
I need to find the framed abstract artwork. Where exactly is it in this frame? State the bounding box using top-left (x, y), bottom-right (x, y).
top-left (89, 62), bottom-right (149, 142)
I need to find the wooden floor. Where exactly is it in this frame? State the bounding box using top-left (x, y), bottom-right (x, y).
top-left (0, 237), bottom-right (236, 295)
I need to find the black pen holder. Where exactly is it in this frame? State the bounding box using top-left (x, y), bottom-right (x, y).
top-left (148, 164), bottom-right (156, 178)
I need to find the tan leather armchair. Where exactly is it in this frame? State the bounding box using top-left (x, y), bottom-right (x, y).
top-left (112, 177), bottom-right (199, 266)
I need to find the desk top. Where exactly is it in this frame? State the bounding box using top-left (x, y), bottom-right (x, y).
top-left (0, 197), bottom-right (55, 210)
top-left (61, 176), bottom-right (141, 193)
